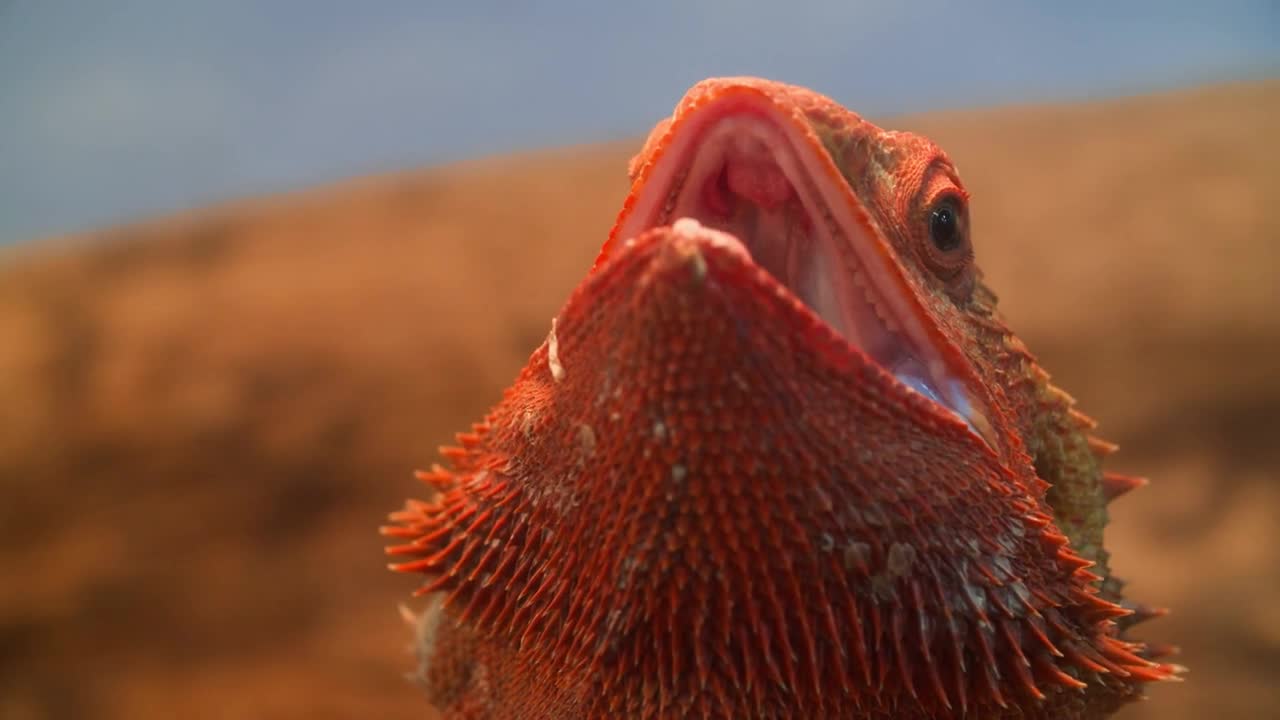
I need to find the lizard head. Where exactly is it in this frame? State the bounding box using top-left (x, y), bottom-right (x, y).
top-left (602, 77), bottom-right (999, 459)
top-left (385, 77), bottom-right (1178, 718)
top-left (602, 77), bottom-right (1156, 601)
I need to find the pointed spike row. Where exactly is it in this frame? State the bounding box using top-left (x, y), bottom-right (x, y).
top-left (999, 620), bottom-right (1030, 669)
top-left (393, 497), bottom-right (434, 514)
top-left (890, 607), bottom-right (917, 700)
top-left (1008, 652), bottom-right (1045, 701)
top-left (486, 566), bottom-right (527, 638)
top-left (1075, 569), bottom-right (1105, 584)
top-left (454, 584), bottom-right (491, 628)
top-left (667, 581), bottom-right (683, 701)
top-left (692, 602), bottom-right (710, 692)
top-left (972, 620), bottom-right (1000, 682)
top-left (934, 586), bottom-right (969, 712)
top-left (389, 546), bottom-right (454, 572)
top-left (386, 507), bottom-right (433, 526)
top-left (414, 466), bottom-right (455, 489)
top-left (848, 596), bottom-right (872, 687)
top-left (552, 602), bottom-right (586, 669)
top-left (397, 603), bottom-right (420, 627)
top-left (379, 525), bottom-right (420, 539)
top-left (463, 542), bottom-right (505, 590)
top-left (1041, 528), bottom-right (1073, 547)
top-left (974, 560), bottom-right (1004, 586)
top-left (910, 579), bottom-right (951, 711)
top-left (998, 621), bottom-right (1045, 701)
top-left (1032, 588), bottom-right (1064, 609)
top-left (441, 503), bottom-right (478, 533)
top-left (818, 566), bottom-right (850, 694)
top-left (767, 586), bottom-right (800, 696)
top-left (512, 572), bottom-right (557, 634)
top-left (712, 620), bottom-right (741, 694)
top-left (870, 603), bottom-right (887, 691)
top-left (1043, 613), bottom-right (1088, 656)
top-left (1054, 548), bottom-right (1095, 572)
top-left (459, 507), bottom-right (495, 539)
top-left (525, 578), bottom-right (571, 656)
top-left (1128, 663), bottom-right (1186, 682)
top-left (1024, 614), bottom-right (1063, 657)
top-left (388, 560), bottom-right (421, 574)
top-left (1006, 331), bottom-right (1035, 356)
top-left (1101, 638), bottom-right (1164, 669)
top-left (1140, 642), bottom-right (1181, 660)
top-left (736, 624), bottom-right (765, 709)
top-left (1088, 435), bottom-right (1120, 457)
top-left (413, 573), bottom-right (453, 596)
top-left (1032, 475), bottom-right (1053, 495)
top-left (951, 651), bottom-right (968, 713)
top-left (1073, 589), bottom-right (1135, 623)
top-left (409, 521), bottom-right (460, 550)
top-left (566, 601), bottom-right (602, 670)
top-left (475, 478), bottom-right (511, 503)
top-left (476, 566), bottom-right (514, 627)
top-left (1022, 512), bottom-right (1052, 529)
top-left (1061, 641), bottom-right (1117, 676)
top-left (1121, 602), bottom-right (1169, 626)
top-left (439, 445), bottom-right (469, 463)
top-left (413, 533), bottom-right (467, 574)
top-left (987, 586), bottom-right (1015, 619)
top-left (980, 652), bottom-right (1007, 709)
top-left (385, 541), bottom-right (429, 557)
top-left (781, 566), bottom-right (822, 702)
top-left (447, 535), bottom-right (486, 586)
top-left (1103, 472), bottom-right (1149, 502)
top-left (923, 637), bottom-right (951, 710)
top-left (470, 584), bottom-right (511, 638)
top-left (1042, 379), bottom-right (1071, 404)
top-left (1066, 407), bottom-right (1097, 430)
top-left (1034, 654), bottom-right (1088, 691)
top-left (1102, 639), bottom-right (1183, 683)
top-left (1080, 639), bottom-right (1132, 677)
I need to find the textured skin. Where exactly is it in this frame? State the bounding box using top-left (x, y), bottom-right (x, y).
top-left (383, 78), bottom-right (1178, 719)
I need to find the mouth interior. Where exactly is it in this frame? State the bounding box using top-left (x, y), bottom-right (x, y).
top-left (650, 115), bottom-right (983, 437)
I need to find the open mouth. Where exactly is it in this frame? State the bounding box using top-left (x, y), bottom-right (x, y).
top-left (614, 106), bottom-right (991, 446)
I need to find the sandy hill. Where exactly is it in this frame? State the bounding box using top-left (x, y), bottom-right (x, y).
top-left (0, 80), bottom-right (1276, 719)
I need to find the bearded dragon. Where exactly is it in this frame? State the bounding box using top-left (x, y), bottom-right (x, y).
top-left (382, 77), bottom-right (1180, 719)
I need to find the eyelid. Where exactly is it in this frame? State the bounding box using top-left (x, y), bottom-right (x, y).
top-left (918, 158), bottom-right (969, 205)
top-left (929, 189), bottom-right (967, 214)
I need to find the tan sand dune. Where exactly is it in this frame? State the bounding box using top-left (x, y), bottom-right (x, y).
top-left (0, 79), bottom-right (1275, 719)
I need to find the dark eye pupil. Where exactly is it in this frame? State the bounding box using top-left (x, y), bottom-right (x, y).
top-left (929, 202), bottom-right (961, 252)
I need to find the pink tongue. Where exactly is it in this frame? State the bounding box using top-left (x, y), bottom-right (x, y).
top-left (725, 156), bottom-right (793, 209)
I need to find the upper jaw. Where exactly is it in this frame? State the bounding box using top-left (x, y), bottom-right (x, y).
top-left (609, 90), bottom-right (996, 451)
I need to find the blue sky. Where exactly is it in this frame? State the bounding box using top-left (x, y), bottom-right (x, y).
top-left (0, 1), bottom-right (1275, 244)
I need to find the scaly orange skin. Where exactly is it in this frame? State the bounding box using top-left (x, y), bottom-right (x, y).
top-left (383, 78), bottom-right (1178, 719)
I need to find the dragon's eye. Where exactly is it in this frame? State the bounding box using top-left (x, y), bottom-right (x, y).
top-left (929, 198), bottom-right (963, 252)
top-left (917, 190), bottom-right (973, 296)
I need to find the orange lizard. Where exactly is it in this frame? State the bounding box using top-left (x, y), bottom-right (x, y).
top-left (382, 77), bottom-right (1181, 719)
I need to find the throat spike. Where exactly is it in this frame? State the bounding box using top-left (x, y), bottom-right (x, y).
top-left (1102, 472), bottom-right (1149, 502)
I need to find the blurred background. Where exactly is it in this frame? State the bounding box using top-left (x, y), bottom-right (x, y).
top-left (0, 3), bottom-right (1276, 719)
